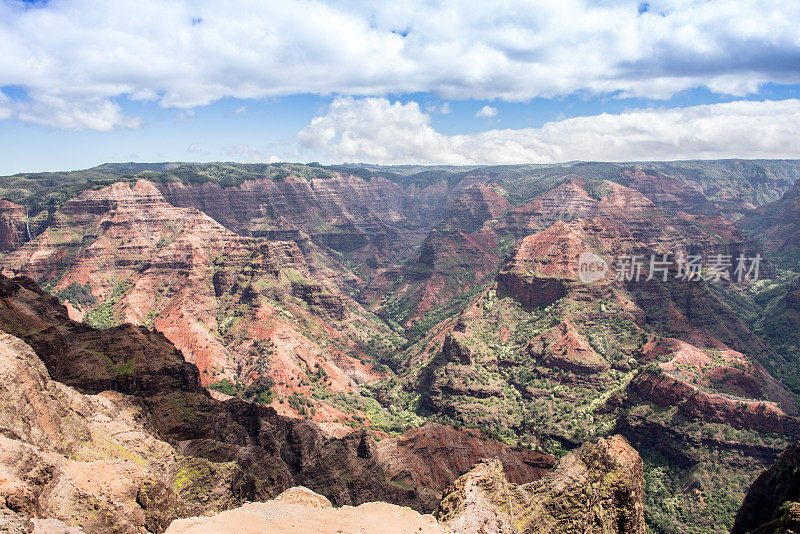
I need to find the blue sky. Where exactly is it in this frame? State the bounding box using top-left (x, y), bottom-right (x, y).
top-left (2, 0), bottom-right (800, 173)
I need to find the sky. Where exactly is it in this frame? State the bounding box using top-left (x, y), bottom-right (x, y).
top-left (2, 0), bottom-right (800, 174)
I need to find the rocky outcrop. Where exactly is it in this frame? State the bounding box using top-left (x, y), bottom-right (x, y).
top-left (416, 331), bottom-right (510, 426)
top-left (623, 337), bottom-right (800, 437)
top-left (375, 422), bottom-right (556, 509)
top-left (732, 441), bottom-right (800, 534)
top-left (630, 370), bottom-right (800, 437)
top-left (496, 271), bottom-right (568, 310)
top-left (527, 319), bottom-right (609, 374)
top-left (0, 200), bottom-right (26, 252)
top-left (443, 183), bottom-right (511, 234)
top-left (0, 331), bottom-right (240, 534)
top-left (436, 435), bottom-right (645, 534)
top-left (495, 218), bottom-right (631, 310)
top-left (163, 486), bottom-right (447, 534)
top-left (624, 167), bottom-right (719, 216)
top-left (498, 178), bottom-right (599, 238)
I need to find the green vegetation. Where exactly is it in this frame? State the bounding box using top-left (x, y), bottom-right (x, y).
top-left (207, 378), bottom-right (238, 396)
top-left (313, 386), bottom-right (422, 434)
top-left (712, 271), bottom-right (800, 399)
top-left (640, 446), bottom-right (761, 534)
top-left (382, 283), bottom-right (489, 344)
top-left (113, 359), bottom-right (136, 377)
top-left (85, 277), bottom-right (135, 329)
top-left (287, 392), bottom-right (314, 416)
top-left (55, 281), bottom-right (97, 309)
top-left (142, 161), bottom-right (335, 188)
top-left (208, 375), bottom-right (276, 404)
top-left (172, 456), bottom-right (226, 499)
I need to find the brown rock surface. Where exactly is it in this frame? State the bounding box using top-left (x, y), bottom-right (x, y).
top-left (436, 435), bottom-right (645, 534)
top-left (498, 178), bottom-right (599, 238)
top-left (0, 200), bottom-right (26, 252)
top-left (375, 422), bottom-right (556, 509)
top-left (380, 182), bottom-right (510, 325)
top-left (528, 318), bottom-right (609, 374)
top-left (495, 217), bottom-right (630, 310)
top-left (732, 441), bottom-right (800, 534)
top-left (741, 179), bottom-right (800, 255)
top-left (630, 369), bottom-right (800, 437)
top-left (164, 487), bottom-right (448, 534)
top-left (443, 183), bottom-right (512, 234)
top-left (0, 330), bottom-right (239, 534)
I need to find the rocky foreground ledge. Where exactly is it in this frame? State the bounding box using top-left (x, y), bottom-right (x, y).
top-left (163, 435), bottom-right (644, 534)
top-left (165, 486), bottom-right (445, 534)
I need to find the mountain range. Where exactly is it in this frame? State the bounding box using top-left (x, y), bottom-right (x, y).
top-left (2, 160), bottom-right (800, 533)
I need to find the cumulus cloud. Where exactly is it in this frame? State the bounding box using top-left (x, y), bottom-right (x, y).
top-left (297, 97), bottom-right (800, 164)
top-left (2, 0), bottom-right (800, 129)
top-left (0, 92), bottom-right (140, 131)
top-left (475, 105), bottom-right (498, 119)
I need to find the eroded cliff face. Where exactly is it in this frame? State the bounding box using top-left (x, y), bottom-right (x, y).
top-left (374, 183), bottom-right (512, 326)
top-left (732, 441), bottom-right (800, 534)
top-left (740, 179), bottom-right (800, 264)
top-left (0, 181), bottom-right (404, 425)
top-left (0, 331), bottom-right (240, 534)
top-left (436, 435), bottom-right (645, 534)
top-left (497, 176), bottom-right (743, 249)
top-left (151, 171), bottom-right (482, 271)
top-left (0, 200), bottom-right (26, 252)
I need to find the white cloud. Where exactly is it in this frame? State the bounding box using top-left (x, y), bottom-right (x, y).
top-left (234, 105), bottom-right (248, 115)
top-left (439, 102), bottom-right (452, 115)
top-left (1, 0), bottom-right (800, 129)
top-left (475, 105), bottom-right (498, 119)
top-left (297, 96), bottom-right (800, 164)
top-left (0, 93), bottom-right (141, 131)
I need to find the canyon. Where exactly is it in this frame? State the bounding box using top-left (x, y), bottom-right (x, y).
top-left (1, 160), bottom-right (800, 533)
